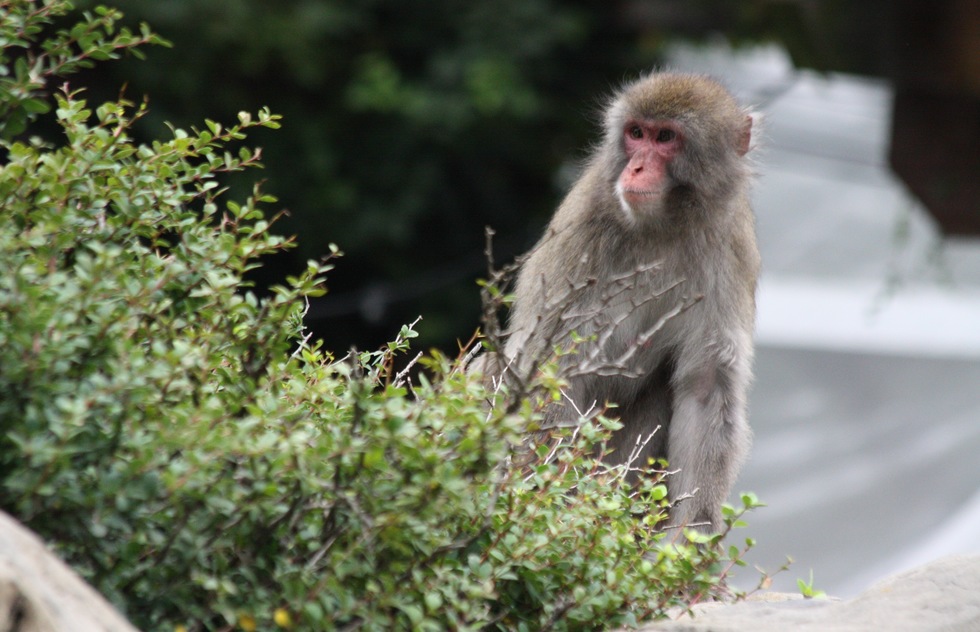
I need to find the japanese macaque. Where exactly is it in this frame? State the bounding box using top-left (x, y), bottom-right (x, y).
top-left (496, 72), bottom-right (760, 534)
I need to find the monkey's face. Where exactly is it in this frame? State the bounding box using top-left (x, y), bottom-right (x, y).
top-left (604, 73), bottom-right (755, 227)
top-left (614, 119), bottom-right (684, 222)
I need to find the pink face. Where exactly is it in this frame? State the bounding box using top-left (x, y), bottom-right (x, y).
top-left (616, 119), bottom-right (683, 218)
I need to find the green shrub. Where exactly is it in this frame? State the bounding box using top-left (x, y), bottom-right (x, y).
top-left (0, 2), bottom-right (762, 630)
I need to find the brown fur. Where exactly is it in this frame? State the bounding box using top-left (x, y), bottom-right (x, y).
top-left (501, 72), bottom-right (760, 533)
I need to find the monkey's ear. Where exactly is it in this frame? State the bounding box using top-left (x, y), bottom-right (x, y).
top-left (737, 114), bottom-right (753, 156)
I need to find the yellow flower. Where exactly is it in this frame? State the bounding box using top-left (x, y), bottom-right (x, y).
top-left (273, 608), bottom-right (292, 628)
top-left (239, 614), bottom-right (257, 632)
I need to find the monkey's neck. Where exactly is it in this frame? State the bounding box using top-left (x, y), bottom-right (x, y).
top-left (596, 190), bottom-right (739, 244)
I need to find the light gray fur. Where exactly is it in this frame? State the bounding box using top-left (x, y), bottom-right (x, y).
top-left (501, 72), bottom-right (760, 533)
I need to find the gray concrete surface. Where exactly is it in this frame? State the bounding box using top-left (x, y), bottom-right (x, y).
top-left (736, 347), bottom-right (980, 595)
top-left (642, 555), bottom-right (980, 631)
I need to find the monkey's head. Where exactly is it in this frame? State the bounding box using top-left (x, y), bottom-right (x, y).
top-left (602, 72), bottom-right (754, 225)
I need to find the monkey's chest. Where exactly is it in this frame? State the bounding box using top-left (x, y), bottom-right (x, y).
top-left (584, 273), bottom-right (692, 366)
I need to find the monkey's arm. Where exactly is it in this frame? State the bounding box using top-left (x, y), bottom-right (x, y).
top-left (665, 332), bottom-right (753, 533)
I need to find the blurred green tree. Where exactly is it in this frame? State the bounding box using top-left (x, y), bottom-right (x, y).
top-left (73, 0), bottom-right (647, 351)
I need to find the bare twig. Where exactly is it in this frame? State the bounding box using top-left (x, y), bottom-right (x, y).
top-left (619, 426), bottom-right (662, 481)
top-left (392, 351), bottom-right (423, 388)
top-left (289, 296), bottom-right (314, 361)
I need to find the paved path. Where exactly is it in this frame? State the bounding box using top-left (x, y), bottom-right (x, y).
top-left (735, 346), bottom-right (980, 595)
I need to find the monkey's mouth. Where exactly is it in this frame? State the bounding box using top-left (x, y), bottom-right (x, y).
top-left (615, 181), bottom-right (668, 219)
top-left (620, 188), bottom-right (661, 207)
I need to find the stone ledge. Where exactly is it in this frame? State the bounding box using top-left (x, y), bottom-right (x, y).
top-left (0, 511), bottom-right (137, 632)
top-left (641, 554), bottom-right (980, 631)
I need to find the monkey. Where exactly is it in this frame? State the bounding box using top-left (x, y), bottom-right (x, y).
top-left (494, 72), bottom-right (760, 535)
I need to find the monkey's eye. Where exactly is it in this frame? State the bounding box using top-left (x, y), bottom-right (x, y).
top-left (656, 129), bottom-right (676, 143)
top-left (628, 126), bottom-right (643, 139)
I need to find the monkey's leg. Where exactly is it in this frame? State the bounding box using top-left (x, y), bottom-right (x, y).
top-left (605, 368), bottom-right (673, 479)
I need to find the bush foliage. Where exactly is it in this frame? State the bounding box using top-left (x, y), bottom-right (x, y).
top-left (0, 3), bottom-right (761, 630)
top-left (71, 0), bottom-right (635, 354)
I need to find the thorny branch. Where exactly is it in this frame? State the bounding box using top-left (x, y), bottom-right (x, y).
top-left (473, 228), bottom-right (693, 502)
top-left (475, 227), bottom-right (693, 407)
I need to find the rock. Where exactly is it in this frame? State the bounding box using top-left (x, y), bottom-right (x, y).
top-left (0, 510), bottom-right (138, 632)
top-left (641, 554), bottom-right (980, 631)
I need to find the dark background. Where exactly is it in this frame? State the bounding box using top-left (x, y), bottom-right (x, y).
top-left (70, 0), bottom-right (978, 354)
